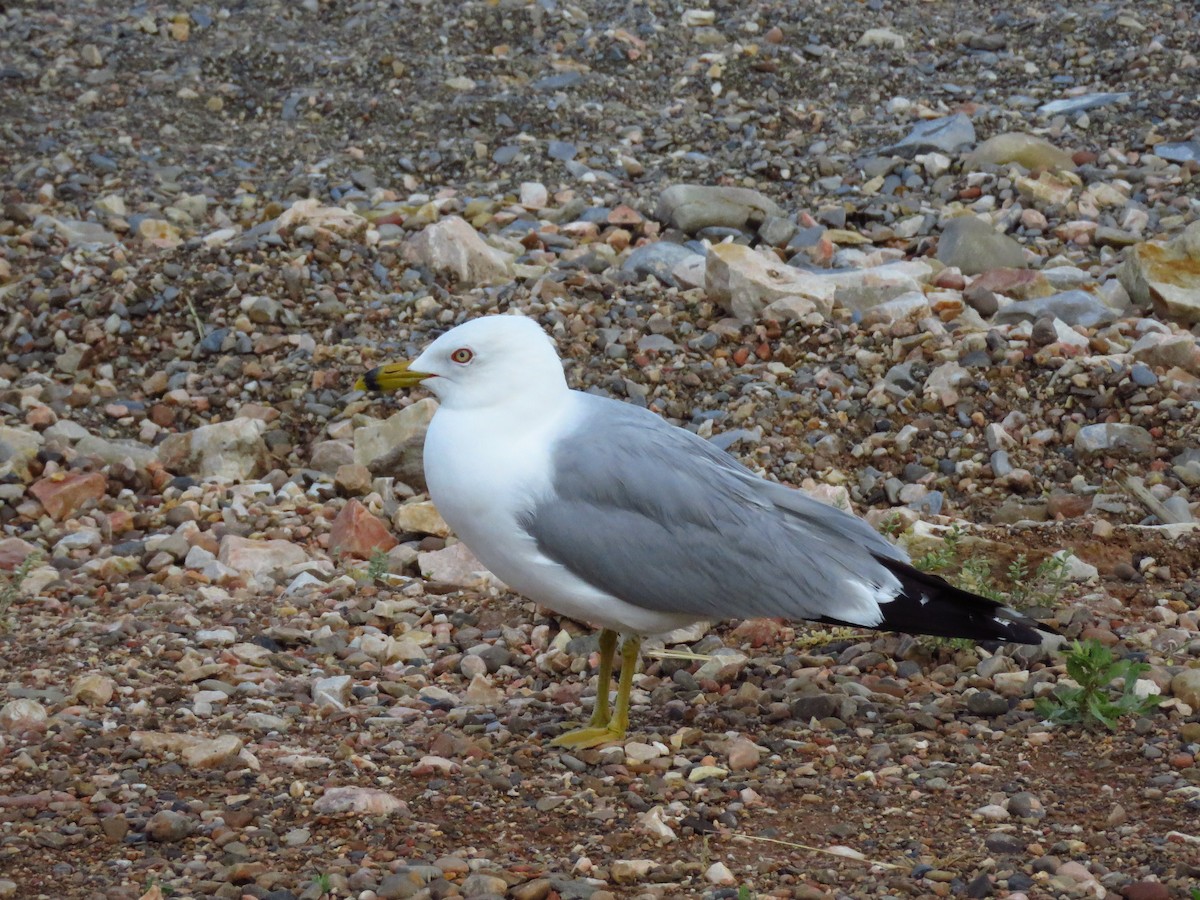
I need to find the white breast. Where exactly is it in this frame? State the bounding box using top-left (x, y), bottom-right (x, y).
top-left (422, 396), bottom-right (700, 636)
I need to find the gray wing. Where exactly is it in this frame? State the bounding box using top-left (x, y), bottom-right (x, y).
top-left (520, 392), bottom-right (908, 623)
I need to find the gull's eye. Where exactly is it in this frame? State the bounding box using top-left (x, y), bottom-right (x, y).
top-left (450, 347), bottom-right (474, 364)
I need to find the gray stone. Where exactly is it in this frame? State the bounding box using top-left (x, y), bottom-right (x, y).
top-left (621, 242), bottom-right (704, 288)
top-left (967, 690), bottom-right (1009, 716)
top-left (1154, 141), bottom-right (1200, 164)
top-left (1037, 92), bottom-right (1130, 117)
top-left (145, 809), bottom-right (193, 842)
top-left (993, 291), bottom-right (1117, 328)
top-left (76, 435), bottom-right (158, 470)
top-left (790, 693), bottom-right (841, 721)
top-left (937, 216), bottom-right (1027, 275)
top-left (310, 439), bottom-right (355, 475)
top-left (655, 184), bottom-right (782, 233)
top-left (889, 114), bottom-right (976, 155)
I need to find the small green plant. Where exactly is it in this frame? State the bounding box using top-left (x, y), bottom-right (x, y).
top-left (0, 551), bottom-right (42, 634)
top-left (142, 876), bottom-right (175, 897)
top-left (365, 547), bottom-right (389, 582)
top-left (909, 525), bottom-right (1072, 611)
top-left (878, 512), bottom-right (905, 540)
top-left (313, 872), bottom-right (333, 895)
top-left (738, 886), bottom-right (756, 900)
top-left (1035, 640), bottom-right (1162, 730)
top-left (912, 524), bottom-right (963, 572)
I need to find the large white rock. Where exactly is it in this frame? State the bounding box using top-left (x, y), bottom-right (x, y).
top-left (706, 243), bottom-right (835, 322)
top-left (404, 216), bottom-right (512, 286)
top-left (158, 417), bottom-right (269, 481)
top-left (656, 184), bottom-right (782, 233)
top-left (353, 398), bottom-right (438, 490)
top-left (218, 535), bottom-right (310, 578)
top-left (1120, 221), bottom-right (1200, 324)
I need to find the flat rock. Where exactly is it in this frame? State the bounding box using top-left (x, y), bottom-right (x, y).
top-left (131, 731), bottom-right (244, 768)
top-left (1038, 92), bottom-right (1130, 116)
top-left (937, 216), bottom-right (1027, 275)
top-left (329, 499), bottom-right (398, 559)
top-left (993, 291), bottom-right (1117, 328)
top-left (1074, 424), bottom-right (1154, 457)
top-left (313, 786), bottom-right (406, 816)
top-left (856, 27), bottom-right (906, 49)
top-left (218, 535), bottom-right (310, 578)
top-left (965, 132), bottom-right (1076, 171)
top-left (621, 242), bottom-right (705, 288)
top-left (74, 435), bottom-right (158, 471)
top-left (29, 472), bottom-right (107, 520)
top-left (403, 215), bottom-right (512, 286)
top-left (158, 417), bottom-right (270, 481)
top-left (968, 268), bottom-right (1054, 300)
top-left (888, 113), bottom-right (975, 155)
top-left (392, 500), bottom-right (452, 537)
top-left (655, 184), bottom-right (782, 233)
top-left (1154, 141), bottom-right (1200, 164)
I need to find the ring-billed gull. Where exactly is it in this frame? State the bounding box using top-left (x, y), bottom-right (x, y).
top-left (357, 315), bottom-right (1048, 747)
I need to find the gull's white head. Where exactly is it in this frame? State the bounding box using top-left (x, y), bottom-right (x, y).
top-left (360, 315), bottom-right (568, 411)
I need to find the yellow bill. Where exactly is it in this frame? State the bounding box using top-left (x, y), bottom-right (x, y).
top-left (354, 360), bottom-right (432, 392)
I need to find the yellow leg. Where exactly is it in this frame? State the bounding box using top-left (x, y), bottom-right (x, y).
top-left (551, 631), bottom-right (640, 749)
top-left (587, 628), bottom-right (618, 727)
top-left (608, 635), bottom-right (641, 737)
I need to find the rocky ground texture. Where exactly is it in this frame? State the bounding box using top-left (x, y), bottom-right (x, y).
top-left (2, 0), bottom-right (1200, 898)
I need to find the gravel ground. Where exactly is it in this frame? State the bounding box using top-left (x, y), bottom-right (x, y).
top-left (2, 1), bottom-right (1200, 898)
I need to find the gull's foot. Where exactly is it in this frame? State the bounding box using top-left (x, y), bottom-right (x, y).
top-left (550, 724), bottom-right (627, 749)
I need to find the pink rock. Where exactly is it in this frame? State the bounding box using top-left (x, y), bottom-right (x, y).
top-left (29, 472), bottom-right (107, 520)
top-left (726, 737), bottom-right (762, 771)
top-left (1122, 881), bottom-right (1170, 900)
top-left (218, 535), bottom-right (310, 578)
top-left (313, 786), bottom-right (407, 816)
top-left (417, 542), bottom-right (493, 588)
top-left (730, 617), bottom-right (792, 648)
top-left (329, 499), bottom-right (398, 559)
top-left (967, 267), bottom-right (1053, 300)
top-left (0, 537), bottom-right (40, 570)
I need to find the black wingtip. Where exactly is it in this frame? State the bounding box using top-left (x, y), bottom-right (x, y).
top-left (860, 555), bottom-right (1054, 644)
